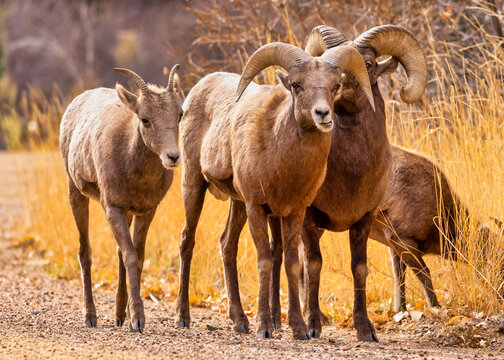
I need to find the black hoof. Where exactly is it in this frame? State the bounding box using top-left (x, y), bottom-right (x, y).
top-left (85, 320), bottom-right (97, 328)
top-left (273, 322), bottom-right (281, 330)
top-left (310, 330), bottom-right (320, 339)
top-left (234, 324), bottom-right (249, 334)
top-left (296, 333), bottom-right (310, 341)
top-left (130, 320), bottom-right (145, 333)
top-left (116, 319), bottom-right (124, 327)
top-left (259, 330), bottom-right (273, 339)
top-left (176, 321), bottom-right (190, 328)
top-left (360, 333), bottom-right (379, 343)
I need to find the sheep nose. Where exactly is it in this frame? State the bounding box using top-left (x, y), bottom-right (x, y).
top-left (167, 153), bottom-right (179, 163)
top-left (315, 108), bottom-right (330, 119)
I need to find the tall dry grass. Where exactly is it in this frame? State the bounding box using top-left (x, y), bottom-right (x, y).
top-left (19, 6), bottom-right (504, 319)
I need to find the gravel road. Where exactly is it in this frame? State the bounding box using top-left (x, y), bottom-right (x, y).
top-left (0, 153), bottom-right (500, 359)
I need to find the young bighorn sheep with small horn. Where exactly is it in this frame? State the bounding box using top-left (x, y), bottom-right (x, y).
top-left (265, 25), bottom-right (427, 342)
top-left (176, 42), bottom-right (374, 339)
top-left (60, 65), bottom-right (182, 332)
top-left (370, 147), bottom-right (504, 312)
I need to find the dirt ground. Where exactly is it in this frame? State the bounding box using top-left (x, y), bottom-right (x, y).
top-left (0, 152), bottom-right (502, 359)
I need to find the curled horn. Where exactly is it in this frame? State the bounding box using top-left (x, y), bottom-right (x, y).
top-left (321, 46), bottom-right (375, 111)
top-left (167, 64), bottom-right (180, 92)
top-left (354, 25), bottom-right (427, 104)
top-left (305, 25), bottom-right (347, 57)
top-left (113, 68), bottom-right (149, 95)
top-left (236, 42), bottom-right (311, 101)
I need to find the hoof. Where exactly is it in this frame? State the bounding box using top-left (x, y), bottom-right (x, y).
top-left (259, 330), bottom-right (273, 339)
top-left (234, 324), bottom-right (249, 334)
top-left (359, 333), bottom-right (379, 343)
top-left (310, 330), bottom-right (320, 339)
top-left (176, 321), bottom-right (190, 328)
top-left (296, 333), bottom-right (310, 341)
top-left (85, 320), bottom-right (97, 328)
top-left (116, 319), bottom-right (124, 327)
top-left (130, 320), bottom-right (145, 333)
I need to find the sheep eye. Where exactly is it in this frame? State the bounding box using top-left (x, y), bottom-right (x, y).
top-left (365, 62), bottom-right (373, 71)
top-left (141, 118), bottom-right (151, 127)
top-left (291, 82), bottom-right (300, 90)
top-left (333, 84), bottom-right (341, 92)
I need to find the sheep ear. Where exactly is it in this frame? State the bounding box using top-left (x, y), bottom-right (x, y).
top-left (116, 83), bottom-right (138, 112)
top-left (276, 70), bottom-right (290, 90)
top-left (375, 57), bottom-right (399, 78)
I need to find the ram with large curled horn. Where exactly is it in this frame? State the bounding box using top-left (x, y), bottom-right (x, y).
top-left (299, 25), bottom-right (502, 321)
top-left (258, 25), bottom-right (429, 343)
top-left (176, 41), bottom-right (373, 340)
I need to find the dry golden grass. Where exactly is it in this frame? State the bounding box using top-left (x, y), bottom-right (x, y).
top-left (18, 18), bottom-right (504, 320)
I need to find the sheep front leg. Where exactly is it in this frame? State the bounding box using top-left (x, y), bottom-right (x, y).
top-left (116, 214), bottom-right (132, 327)
top-left (103, 204), bottom-right (144, 332)
top-left (300, 210), bottom-right (325, 339)
top-left (268, 216), bottom-right (283, 330)
top-left (282, 210), bottom-right (310, 340)
top-left (219, 199), bottom-right (249, 333)
top-left (349, 212), bottom-right (378, 342)
top-left (246, 204), bottom-right (274, 338)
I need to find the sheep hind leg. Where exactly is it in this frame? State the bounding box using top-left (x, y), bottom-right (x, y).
top-left (176, 174), bottom-right (208, 328)
top-left (219, 199), bottom-right (249, 333)
top-left (390, 248), bottom-right (407, 312)
top-left (392, 239), bottom-right (439, 308)
top-left (68, 179), bottom-right (95, 328)
top-left (350, 212), bottom-right (378, 342)
top-left (115, 213), bottom-right (133, 327)
top-left (268, 216), bottom-right (283, 330)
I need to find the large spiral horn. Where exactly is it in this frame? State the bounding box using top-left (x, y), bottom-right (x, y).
top-left (166, 64), bottom-right (180, 92)
top-left (321, 45), bottom-right (375, 111)
top-left (113, 68), bottom-right (149, 95)
top-left (236, 42), bottom-right (311, 101)
top-left (305, 25), bottom-right (347, 57)
top-left (354, 25), bottom-right (427, 103)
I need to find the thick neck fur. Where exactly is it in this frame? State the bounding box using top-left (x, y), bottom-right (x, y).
top-left (242, 87), bottom-right (332, 215)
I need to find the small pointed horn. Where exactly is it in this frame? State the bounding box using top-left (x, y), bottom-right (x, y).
top-left (236, 42), bottom-right (311, 101)
top-left (167, 64), bottom-right (180, 92)
top-left (305, 25), bottom-right (347, 57)
top-left (354, 25), bottom-right (427, 103)
top-left (113, 68), bottom-right (149, 95)
top-left (321, 46), bottom-right (375, 111)
top-left (491, 217), bottom-right (504, 230)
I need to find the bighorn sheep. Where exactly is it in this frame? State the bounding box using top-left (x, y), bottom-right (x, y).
top-left (265, 25), bottom-right (427, 342)
top-left (176, 42), bottom-right (374, 339)
top-left (370, 146), bottom-right (503, 312)
top-left (291, 26), bottom-right (503, 324)
top-left (60, 65), bottom-right (182, 332)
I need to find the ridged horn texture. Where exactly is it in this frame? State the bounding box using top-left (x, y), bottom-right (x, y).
top-left (321, 46), bottom-right (375, 111)
top-left (167, 64), bottom-right (180, 91)
top-left (354, 25), bottom-right (427, 103)
top-left (305, 25), bottom-right (347, 57)
top-left (236, 42), bottom-right (311, 101)
top-left (113, 68), bottom-right (149, 95)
